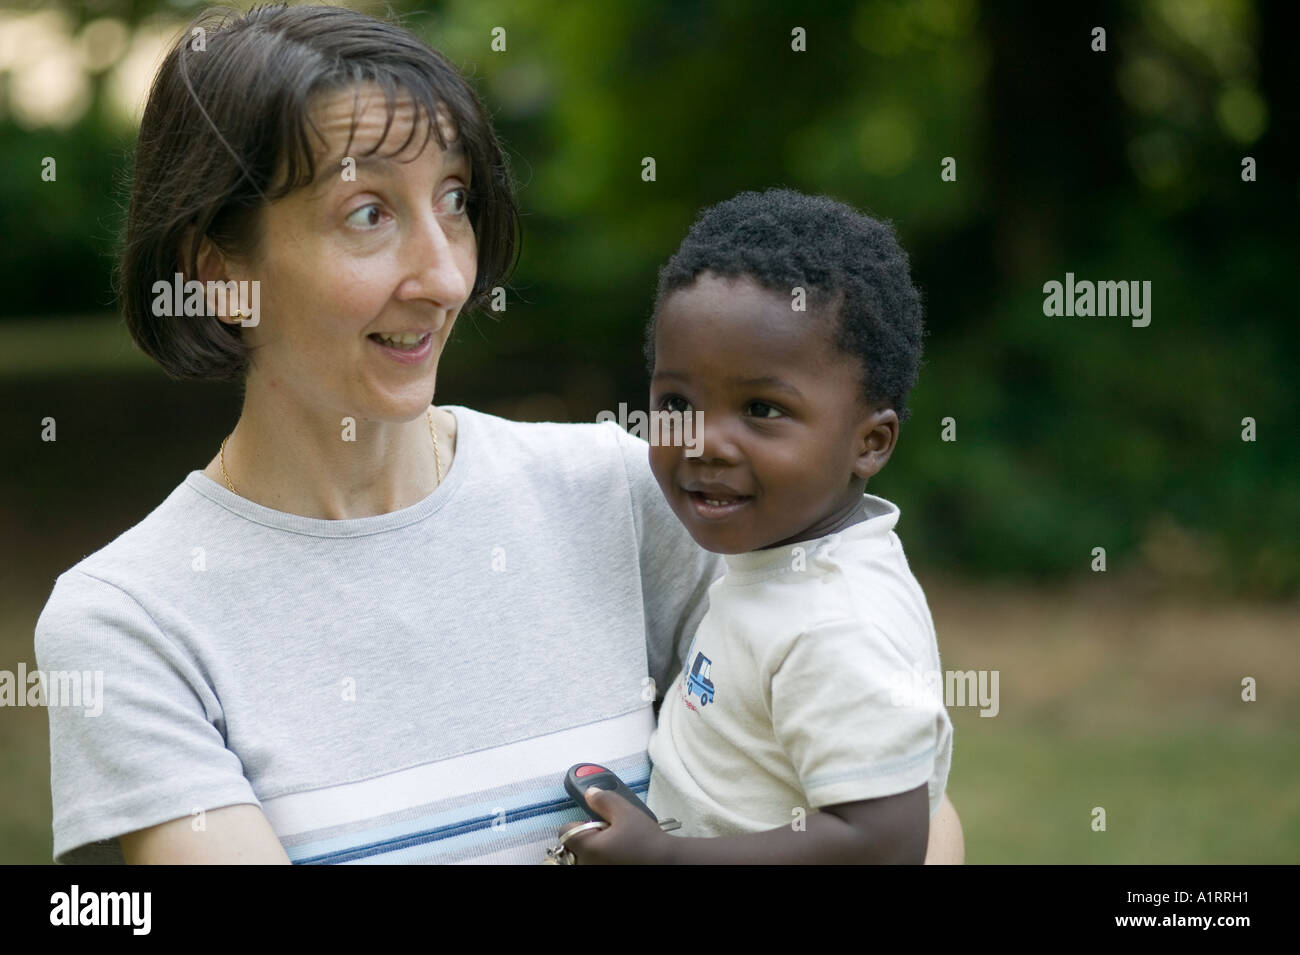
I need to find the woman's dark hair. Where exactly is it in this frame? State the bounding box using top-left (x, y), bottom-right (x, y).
top-left (119, 3), bottom-right (519, 381)
top-left (646, 188), bottom-right (924, 422)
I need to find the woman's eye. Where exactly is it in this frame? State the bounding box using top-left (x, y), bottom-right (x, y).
top-left (345, 203), bottom-right (385, 229)
top-left (747, 401), bottom-right (783, 419)
top-left (440, 187), bottom-right (470, 215)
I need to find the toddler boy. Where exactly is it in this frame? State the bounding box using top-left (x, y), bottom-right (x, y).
top-left (567, 188), bottom-right (951, 863)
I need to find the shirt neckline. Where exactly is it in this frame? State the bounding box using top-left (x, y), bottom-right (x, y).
top-left (720, 493), bottom-right (900, 584)
top-left (184, 405), bottom-right (474, 538)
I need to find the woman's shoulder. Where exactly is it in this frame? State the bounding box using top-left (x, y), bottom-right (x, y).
top-left (449, 404), bottom-right (627, 447)
top-left (42, 472), bottom-right (217, 605)
top-left (448, 403), bottom-right (686, 543)
top-left (448, 403), bottom-right (651, 481)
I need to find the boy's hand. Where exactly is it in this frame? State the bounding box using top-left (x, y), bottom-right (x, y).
top-left (558, 788), bottom-right (674, 865)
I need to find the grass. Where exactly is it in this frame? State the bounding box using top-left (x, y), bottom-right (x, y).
top-left (950, 721), bottom-right (1300, 864)
top-left (930, 576), bottom-right (1300, 863)
top-left (0, 315), bottom-right (155, 377)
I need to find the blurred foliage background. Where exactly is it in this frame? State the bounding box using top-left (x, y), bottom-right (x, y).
top-left (0, 0), bottom-right (1296, 864)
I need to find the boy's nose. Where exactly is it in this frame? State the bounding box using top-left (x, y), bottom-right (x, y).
top-left (692, 413), bottom-right (744, 466)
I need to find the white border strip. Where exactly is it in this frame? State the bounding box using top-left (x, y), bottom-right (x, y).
top-left (263, 707), bottom-right (655, 835)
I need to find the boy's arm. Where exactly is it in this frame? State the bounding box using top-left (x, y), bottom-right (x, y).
top-left (562, 783), bottom-right (928, 864)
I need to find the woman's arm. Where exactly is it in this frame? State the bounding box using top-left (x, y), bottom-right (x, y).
top-left (924, 792), bottom-right (965, 864)
top-left (120, 805), bottom-right (290, 864)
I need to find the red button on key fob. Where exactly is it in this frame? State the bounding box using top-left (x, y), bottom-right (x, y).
top-left (563, 762), bottom-right (659, 823)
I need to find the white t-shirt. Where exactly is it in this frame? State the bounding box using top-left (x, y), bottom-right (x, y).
top-left (35, 407), bottom-right (723, 864)
top-left (647, 493), bottom-right (952, 835)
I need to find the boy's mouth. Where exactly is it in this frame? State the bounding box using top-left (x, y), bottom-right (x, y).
top-left (684, 485), bottom-right (753, 520)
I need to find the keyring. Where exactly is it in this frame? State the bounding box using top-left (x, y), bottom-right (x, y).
top-left (543, 820), bottom-right (610, 865)
top-left (559, 820), bottom-right (609, 846)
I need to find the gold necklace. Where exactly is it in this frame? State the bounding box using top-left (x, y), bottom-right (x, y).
top-left (220, 407), bottom-right (442, 497)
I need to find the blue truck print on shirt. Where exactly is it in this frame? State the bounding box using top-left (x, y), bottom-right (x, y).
top-left (686, 652), bottom-right (715, 706)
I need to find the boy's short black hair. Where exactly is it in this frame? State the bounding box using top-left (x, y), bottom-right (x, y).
top-left (646, 188), bottom-right (924, 421)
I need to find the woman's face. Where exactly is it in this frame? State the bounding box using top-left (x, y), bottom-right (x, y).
top-left (233, 84), bottom-right (477, 422)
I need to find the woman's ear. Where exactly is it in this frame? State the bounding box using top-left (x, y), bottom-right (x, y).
top-left (178, 225), bottom-right (235, 283)
top-left (852, 405), bottom-right (899, 481)
top-left (179, 226), bottom-right (242, 324)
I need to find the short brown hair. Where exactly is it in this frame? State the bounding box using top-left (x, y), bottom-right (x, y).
top-left (118, 3), bottom-right (520, 381)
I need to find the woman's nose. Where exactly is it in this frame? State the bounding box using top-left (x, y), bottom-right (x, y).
top-left (399, 213), bottom-right (473, 311)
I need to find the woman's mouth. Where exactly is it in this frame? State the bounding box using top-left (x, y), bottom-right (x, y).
top-left (686, 490), bottom-right (753, 520)
top-left (368, 331), bottom-right (433, 363)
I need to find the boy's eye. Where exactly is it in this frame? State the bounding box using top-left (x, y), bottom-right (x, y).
top-left (660, 395), bottom-right (691, 413)
top-left (747, 401), bottom-right (783, 419)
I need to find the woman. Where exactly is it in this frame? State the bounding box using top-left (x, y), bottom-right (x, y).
top-left (35, 3), bottom-right (963, 864)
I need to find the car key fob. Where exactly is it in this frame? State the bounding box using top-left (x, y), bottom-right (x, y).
top-left (564, 762), bottom-right (659, 823)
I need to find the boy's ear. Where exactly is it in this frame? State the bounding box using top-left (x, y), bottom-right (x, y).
top-left (852, 405), bottom-right (899, 481)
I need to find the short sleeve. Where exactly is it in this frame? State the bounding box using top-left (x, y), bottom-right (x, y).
top-left (34, 570), bottom-right (260, 864)
top-left (769, 616), bottom-right (944, 809)
top-left (608, 423), bottom-right (724, 701)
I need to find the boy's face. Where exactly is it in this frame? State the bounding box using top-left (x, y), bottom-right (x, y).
top-left (649, 273), bottom-right (898, 554)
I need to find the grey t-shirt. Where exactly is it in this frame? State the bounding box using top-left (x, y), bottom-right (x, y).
top-left (34, 406), bottom-right (723, 863)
